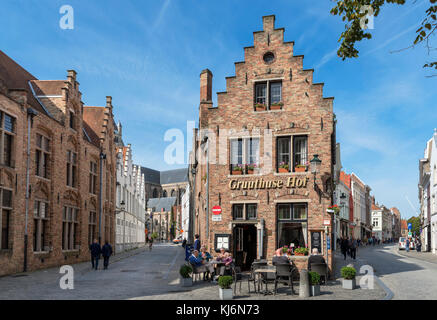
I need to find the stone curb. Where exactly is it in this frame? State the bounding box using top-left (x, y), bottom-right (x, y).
top-left (396, 250), bottom-right (437, 266)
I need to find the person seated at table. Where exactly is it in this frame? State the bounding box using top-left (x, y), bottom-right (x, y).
top-left (189, 250), bottom-right (215, 281)
top-left (222, 252), bottom-right (233, 266)
top-left (216, 247), bottom-right (226, 261)
top-left (200, 246), bottom-right (212, 262)
top-left (272, 248), bottom-right (290, 265)
top-left (307, 248), bottom-right (326, 271)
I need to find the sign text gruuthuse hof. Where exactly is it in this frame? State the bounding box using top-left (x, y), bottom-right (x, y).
top-left (229, 176), bottom-right (309, 190)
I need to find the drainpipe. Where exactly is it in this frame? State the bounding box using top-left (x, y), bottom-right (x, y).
top-left (99, 151), bottom-right (106, 245)
top-left (258, 218), bottom-right (265, 259)
top-left (24, 108), bottom-right (38, 272)
top-left (205, 138), bottom-right (209, 242)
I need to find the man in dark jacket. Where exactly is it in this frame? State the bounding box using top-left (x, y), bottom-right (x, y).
top-left (308, 248), bottom-right (326, 270)
top-left (340, 237), bottom-right (349, 260)
top-left (101, 241), bottom-right (113, 270)
top-left (194, 234), bottom-right (201, 251)
top-left (89, 239), bottom-right (101, 270)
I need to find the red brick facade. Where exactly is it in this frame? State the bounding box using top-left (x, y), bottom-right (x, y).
top-left (0, 51), bottom-right (116, 276)
top-left (193, 16), bottom-right (336, 273)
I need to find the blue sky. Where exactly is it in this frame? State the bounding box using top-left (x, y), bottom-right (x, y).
top-left (1, 0), bottom-right (436, 219)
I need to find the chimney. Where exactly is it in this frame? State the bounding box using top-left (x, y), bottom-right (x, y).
top-left (67, 70), bottom-right (77, 83)
top-left (200, 69), bottom-right (213, 102)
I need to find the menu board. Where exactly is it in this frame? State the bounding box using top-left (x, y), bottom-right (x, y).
top-left (311, 231), bottom-right (322, 253)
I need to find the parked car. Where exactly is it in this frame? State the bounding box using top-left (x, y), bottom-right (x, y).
top-left (398, 237), bottom-right (406, 250)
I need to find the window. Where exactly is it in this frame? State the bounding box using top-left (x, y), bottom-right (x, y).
top-left (232, 203), bottom-right (257, 220)
top-left (0, 188), bottom-right (12, 250)
top-left (66, 151), bottom-right (77, 187)
top-left (36, 134), bottom-right (50, 178)
top-left (277, 203), bottom-right (308, 249)
top-left (0, 111), bottom-right (15, 167)
top-left (88, 211), bottom-right (97, 244)
top-left (62, 206), bottom-right (78, 250)
top-left (230, 138), bottom-right (260, 174)
top-left (163, 190), bottom-right (167, 198)
top-left (254, 81), bottom-right (282, 110)
top-left (69, 111), bottom-right (75, 129)
top-left (247, 204), bottom-right (257, 219)
top-left (293, 136), bottom-right (308, 168)
top-left (33, 201), bottom-right (49, 252)
top-left (255, 82), bottom-right (267, 105)
top-left (372, 218), bottom-right (379, 227)
top-left (270, 82), bottom-right (282, 104)
top-left (263, 52), bottom-right (275, 64)
top-left (89, 161), bottom-right (97, 194)
top-left (276, 136), bottom-right (308, 172)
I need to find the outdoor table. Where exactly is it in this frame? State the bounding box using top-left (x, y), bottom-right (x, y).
top-left (209, 260), bottom-right (226, 277)
top-left (254, 268), bottom-right (276, 295)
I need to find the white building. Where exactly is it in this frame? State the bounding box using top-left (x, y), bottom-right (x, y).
top-left (351, 173), bottom-right (367, 240)
top-left (181, 183), bottom-right (190, 241)
top-left (420, 129), bottom-right (437, 254)
top-left (114, 123), bottom-right (146, 253)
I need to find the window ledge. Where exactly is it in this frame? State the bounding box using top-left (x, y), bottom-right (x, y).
top-left (273, 172), bottom-right (309, 176)
top-left (227, 173), bottom-right (263, 178)
top-left (36, 176), bottom-right (51, 182)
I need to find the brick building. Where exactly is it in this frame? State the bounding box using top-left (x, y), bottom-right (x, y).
top-left (0, 50), bottom-right (116, 276)
top-left (191, 16), bottom-right (336, 272)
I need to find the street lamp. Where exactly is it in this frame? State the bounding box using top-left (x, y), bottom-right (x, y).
top-left (310, 154), bottom-right (322, 187)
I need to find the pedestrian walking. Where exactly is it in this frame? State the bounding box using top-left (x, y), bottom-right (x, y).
top-left (89, 239), bottom-right (101, 270)
top-left (350, 238), bottom-right (357, 260)
top-left (406, 238), bottom-right (410, 252)
top-left (340, 237), bottom-right (348, 260)
top-left (194, 234), bottom-right (201, 251)
top-left (101, 241), bottom-right (113, 270)
top-left (182, 238), bottom-right (187, 249)
top-left (149, 236), bottom-right (153, 251)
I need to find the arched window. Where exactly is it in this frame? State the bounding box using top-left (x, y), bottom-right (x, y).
top-left (163, 190), bottom-right (167, 198)
top-left (152, 188), bottom-right (158, 198)
top-left (171, 189), bottom-right (175, 197)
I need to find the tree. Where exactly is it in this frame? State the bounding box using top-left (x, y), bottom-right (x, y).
top-left (407, 216), bottom-right (421, 235)
top-left (330, 0), bottom-right (437, 73)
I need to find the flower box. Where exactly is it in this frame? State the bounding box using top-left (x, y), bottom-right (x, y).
top-left (311, 285), bottom-right (320, 296)
top-left (270, 104), bottom-right (282, 110)
top-left (255, 104), bottom-right (266, 111)
top-left (232, 170), bottom-right (242, 175)
top-left (219, 288), bottom-right (233, 300)
top-left (342, 279), bottom-right (356, 290)
top-left (247, 170), bottom-right (254, 175)
top-left (278, 168), bottom-right (289, 173)
top-left (294, 252), bottom-right (307, 256)
top-left (181, 277), bottom-right (193, 287)
top-left (295, 166), bottom-right (306, 172)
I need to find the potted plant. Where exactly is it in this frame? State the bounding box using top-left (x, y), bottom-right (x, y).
top-left (270, 101), bottom-right (283, 110)
top-left (282, 246), bottom-right (289, 254)
top-left (295, 164), bottom-right (307, 172)
top-left (278, 162), bottom-right (289, 173)
top-left (308, 271), bottom-right (321, 296)
top-left (255, 103), bottom-right (266, 111)
top-left (232, 164), bottom-right (243, 175)
top-left (294, 247), bottom-right (309, 256)
top-left (246, 163), bottom-right (257, 174)
top-left (341, 266), bottom-right (356, 290)
top-left (218, 275), bottom-right (234, 300)
top-left (180, 264), bottom-right (193, 287)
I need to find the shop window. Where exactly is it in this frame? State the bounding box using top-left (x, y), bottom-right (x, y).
top-left (230, 138), bottom-right (259, 174)
top-left (277, 203), bottom-right (308, 249)
top-left (276, 136), bottom-right (308, 173)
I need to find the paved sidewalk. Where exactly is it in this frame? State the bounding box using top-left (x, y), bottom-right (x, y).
top-left (131, 245), bottom-right (386, 300)
top-left (397, 250), bottom-right (437, 265)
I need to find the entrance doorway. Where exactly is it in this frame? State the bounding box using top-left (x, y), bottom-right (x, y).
top-left (233, 224), bottom-right (257, 271)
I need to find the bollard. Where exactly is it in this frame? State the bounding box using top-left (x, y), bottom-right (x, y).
top-left (299, 269), bottom-right (310, 298)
